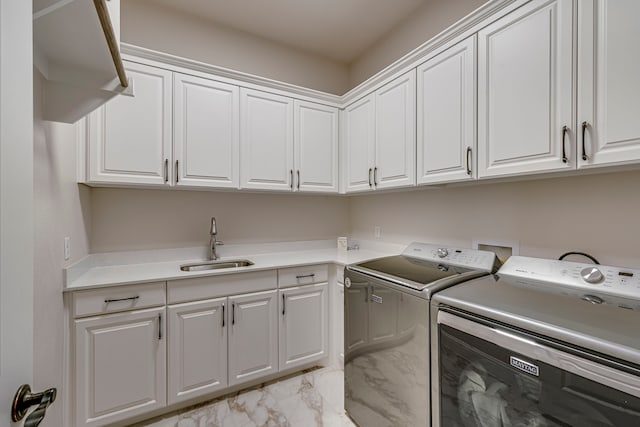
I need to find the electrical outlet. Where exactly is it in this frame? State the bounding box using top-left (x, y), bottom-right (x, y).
top-left (374, 226), bottom-right (381, 239)
top-left (64, 237), bottom-right (70, 260)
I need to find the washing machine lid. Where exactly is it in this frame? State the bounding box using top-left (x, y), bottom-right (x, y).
top-left (356, 255), bottom-right (464, 285)
top-left (433, 256), bottom-right (640, 367)
top-left (347, 242), bottom-right (501, 292)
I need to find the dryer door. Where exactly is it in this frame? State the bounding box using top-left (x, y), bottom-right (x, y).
top-left (434, 310), bottom-right (640, 427)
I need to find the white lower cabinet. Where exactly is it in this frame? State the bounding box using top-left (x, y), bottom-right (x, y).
top-left (228, 289), bottom-right (279, 386)
top-left (71, 267), bottom-right (332, 426)
top-left (74, 307), bottom-right (166, 427)
top-left (167, 298), bottom-right (227, 405)
top-left (279, 283), bottom-right (328, 371)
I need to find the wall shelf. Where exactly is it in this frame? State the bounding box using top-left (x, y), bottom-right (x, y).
top-left (33, 0), bottom-right (132, 123)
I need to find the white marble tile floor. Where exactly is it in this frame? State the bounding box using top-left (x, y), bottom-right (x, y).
top-left (134, 366), bottom-right (356, 427)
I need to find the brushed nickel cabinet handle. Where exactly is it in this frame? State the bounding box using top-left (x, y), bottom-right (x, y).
top-left (290, 169), bottom-right (293, 189)
top-left (164, 159), bottom-right (168, 183)
top-left (581, 121), bottom-right (589, 161)
top-left (158, 313), bottom-right (163, 340)
top-left (222, 303), bottom-right (225, 327)
top-left (466, 147), bottom-right (472, 175)
top-left (232, 303), bottom-right (235, 325)
top-left (104, 295), bottom-right (139, 304)
top-left (374, 167), bottom-right (378, 186)
top-left (175, 160), bottom-right (179, 183)
top-left (562, 126), bottom-right (569, 163)
top-left (296, 273), bottom-right (315, 279)
top-left (282, 294), bottom-right (285, 316)
top-left (368, 168), bottom-right (373, 187)
top-left (297, 170), bottom-right (300, 190)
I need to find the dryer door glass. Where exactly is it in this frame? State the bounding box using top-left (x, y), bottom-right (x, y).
top-left (437, 318), bottom-right (640, 427)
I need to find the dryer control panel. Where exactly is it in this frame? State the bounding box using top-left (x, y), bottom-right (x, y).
top-left (499, 256), bottom-right (640, 308)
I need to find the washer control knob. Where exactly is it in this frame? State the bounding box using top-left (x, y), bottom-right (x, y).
top-left (582, 294), bottom-right (604, 305)
top-left (437, 248), bottom-right (449, 258)
top-left (581, 267), bottom-right (604, 284)
top-left (344, 277), bottom-right (351, 288)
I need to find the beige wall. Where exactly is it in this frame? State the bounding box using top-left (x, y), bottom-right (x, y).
top-left (121, 1), bottom-right (349, 95)
top-left (349, 0), bottom-right (488, 87)
top-left (33, 70), bottom-right (92, 427)
top-left (349, 170), bottom-right (640, 267)
top-left (90, 189), bottom-right (349, 252)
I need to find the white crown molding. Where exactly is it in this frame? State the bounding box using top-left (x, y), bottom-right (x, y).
top-left (341, 0), bottom-right (525, 105)
top-left (121, 0), bottom-right (525, 109)
top-left (121, 43), bottom-right (343, 107)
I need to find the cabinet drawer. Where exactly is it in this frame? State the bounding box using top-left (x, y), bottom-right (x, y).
top-left (168, 270), bottom-right (277, 304)
top-left (278, 264), bottom-right (328, 288)
top-left (72, 282), bottom-right (166, 318)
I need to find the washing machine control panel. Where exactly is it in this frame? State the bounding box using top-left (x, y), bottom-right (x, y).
top-left (402, 242), bottom-right (500, 272)
top-left (499, 256), bottom-right (640, 308)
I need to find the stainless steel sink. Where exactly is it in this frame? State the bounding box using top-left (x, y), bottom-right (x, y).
top-left (180, 260), bottom-right (254, 272)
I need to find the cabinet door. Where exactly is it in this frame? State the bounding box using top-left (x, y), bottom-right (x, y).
top-left (417, 36), bottom-right (476, 184)
top-left (477, 0), bottom-right (573, 178)
top-left (75, 307), bottom-right (166, 427)
top-left (87, 61), bottom-right (173, 185)
top-left (174, 73), bottom-right (240, 188)
top-left (294, 100), bottom-right (339, 193)
top-left (240, 88), bottom-right (294, 191)
top-left (374, 70), bottom-right (416, 189)
top-left (279, 283), bottom-right (328, 371)
top-left (343, 94), bottom-right (375, 192)
top-left (228, 289), bottom-right (278, 386)
top-left (167, 298), bottom-right (227, 405)
top-left (578, 0), bottom-right (640, 168)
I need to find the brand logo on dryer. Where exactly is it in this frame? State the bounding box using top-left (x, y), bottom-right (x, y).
top-left (510, 356), bottom-right (539, 377)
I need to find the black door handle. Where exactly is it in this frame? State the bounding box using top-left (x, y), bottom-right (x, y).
top-left (12, 384), bottom-right (57, 426)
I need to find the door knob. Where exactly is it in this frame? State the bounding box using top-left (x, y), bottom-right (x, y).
top-left (11, 384), bottom-right (57, 426)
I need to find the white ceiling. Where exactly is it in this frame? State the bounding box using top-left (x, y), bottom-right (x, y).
top-left (129, 0), bottom-right (429, 63)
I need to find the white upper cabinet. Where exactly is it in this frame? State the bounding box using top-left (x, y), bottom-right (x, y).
top-left (294, 100), bottom-right (339, 193)
top-left (240, 88), bottom-right (294, 191)
top-left (417, 36), bottom-right (476, 185)
top-left (477, 0), bottom-right (574, 178)
top-left (343, 70), bottom-right (416, 193)
top-left (578, 0), bottom-right (640, 168)
top-left (87, 61), bottom-right (173, 186)
top-left (343, 94), bottom-right (376, 192)
top-left (174, 73), bottom-right (240, 188)
top-left (374, 69), bottom-right (416, 189)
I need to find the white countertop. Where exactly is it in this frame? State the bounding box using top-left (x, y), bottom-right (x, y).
top-left (64, 240), bottom-right (403, 291)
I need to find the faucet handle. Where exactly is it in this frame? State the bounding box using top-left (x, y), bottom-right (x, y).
top-left (210, 217), bottom-right (217, 235)
top-left (215, 240), bottom-right (224, 246)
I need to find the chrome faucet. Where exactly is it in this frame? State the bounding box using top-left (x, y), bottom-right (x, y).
top-left (208, 217), bottom-right (224, 260)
